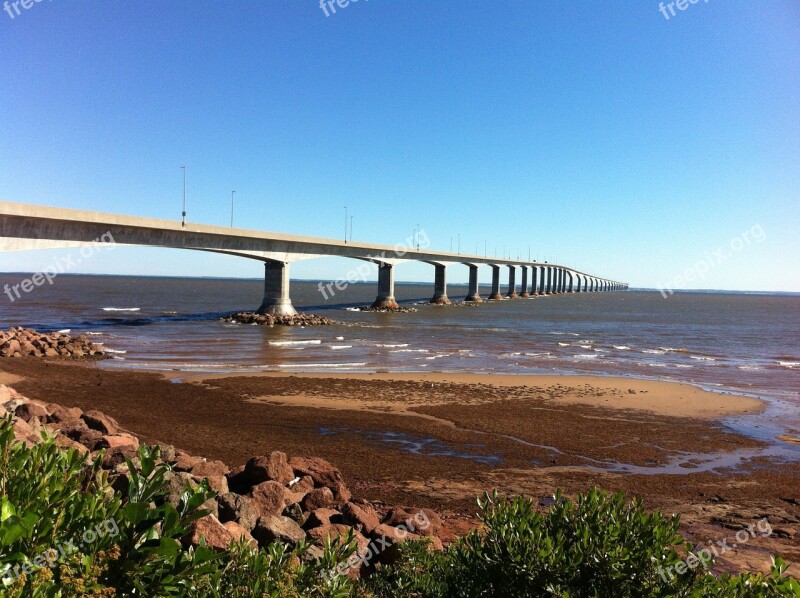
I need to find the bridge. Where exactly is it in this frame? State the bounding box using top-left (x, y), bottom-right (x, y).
top-left (0, 201), bottom-right (627, 315)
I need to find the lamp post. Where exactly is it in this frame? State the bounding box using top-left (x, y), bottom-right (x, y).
top-left (416, 223), bottom-right (420, 250)
top-left (344, 206), bottom-right (348, 243)
top-left (230, 191), bottom-right (235, 227)
top-left (180, 165), bottom-right (186, 228)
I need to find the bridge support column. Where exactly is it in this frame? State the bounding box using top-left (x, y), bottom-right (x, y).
top-left (488, 265), bottom-right (502, 300)
top-left (520, 266), bottom-right (530, 297)
top-left (506, 266), bottom-right (518, 298)
top-left (465, 264), bottom-right (482, 302)
top-left (538, 267), bottom-right (545, 294)
top-left (567, 271), bottom-right (574, 292)
top-left (545, 266), bottom-right (552, 294)
top-left (257, 261), bottom-right (297, 316)
top-left (553, 268), bottom-right (561, 294)
top-left (430, 264), bottom-right (451, 304)
top-left (371, 263), bottom-right (399, 309)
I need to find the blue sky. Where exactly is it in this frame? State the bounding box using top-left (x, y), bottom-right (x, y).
top-left (1, 0), bottom-right (798, 291)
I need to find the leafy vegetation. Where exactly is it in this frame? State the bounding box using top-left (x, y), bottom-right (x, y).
top-left (1, 416), bottom-right (797, 597)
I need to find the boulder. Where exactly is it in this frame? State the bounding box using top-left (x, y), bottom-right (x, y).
top-left (191, 459), bottom-right (229, 495)
top-left (342, 501), bottom-right (380, 535)
top-left (250, 481), bottom-right (288, 517)
top-left (252, 514), bottom-right (306, 546)
top-left (96, 434), bottom-right (139, 451)
top-left (184, 514), bottom-right (235, 552)
top-left (45, 403), bottom-right (83, 426)
top-left (382, 507), bottom-right (442, 537)
top-left (81, 410), bottom-right (119, 435)
top-left (244, 452), bottom-right (294, 486)
top-left (217, 493), bottom-right (259, 532)
top-left (14, 402), bottom-right (48, 423)
top-left (301, 487), bottom-right (334, 512)
top-left (222, 521), bottom-right (258, 549)
top-left (303, 508), bottom-right (342, 530)
top-left (288, 456), bottom-right (351, 504)
top-left (174, 451), bottom-right (204, 472)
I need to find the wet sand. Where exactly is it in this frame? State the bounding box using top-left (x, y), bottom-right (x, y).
top-left (1, 358), bottom-right (797, 575)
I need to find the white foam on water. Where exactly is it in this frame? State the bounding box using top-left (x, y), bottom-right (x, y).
top-left (613, 345), bottom-right (631, 350)
top-left (102, 307), bottom-right (141, 312)
top-left (778, 361), bottom-right (799, 368)
top-left (648, 362), bottom-right (668, 367)
top-left (738, 365), bottom-right (762, 370)
top-left (268, 340), bottom-right (322, 346)
top-left (642, 349), bottom-right (666, 355)
top-left (86, 332), bottom-right (103, 336)
top-left (345, 307), bottom-right (360, 312)
top-left (335, 336), bottom-right (344, 341)
top-left (690, 355), bottom-right (716, 361)
top-left (524, 352), bottom-right (551, 357)
top-left (376, 343), bottom-right (409, 348)
top-left (558, 342), bottom-right (570, 347)
top-left (674, 364), bottom-right (694, 369)
top-left (56, 329), bottom-right (71, 334)
top-left (389, 349), bottom-right (429, 353)
top-left (103, 349), bottom-right (127, 354)
top-left (577, 344), bottom-right (592, 349)
top-left (329, 345), bottom-right (352, 350)
top-left (573, 354), bottom-right (598, 359)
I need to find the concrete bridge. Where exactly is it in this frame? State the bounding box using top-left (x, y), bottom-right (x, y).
top-left (0, 202), bottom-right (628, 315)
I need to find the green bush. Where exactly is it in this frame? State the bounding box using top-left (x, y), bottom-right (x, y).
top-left (2, 416), bottom-right (797, 597)
top-left (366, 490), bottom-right (799, 597)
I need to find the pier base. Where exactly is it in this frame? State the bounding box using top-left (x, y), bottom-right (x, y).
top-left (430, 264), bottom-right (451, 304)
top-left (257, 261), bottom-right (297, 316)
top-left (371, 263), bottom-right (399, 309)
top-left (465, 264), bottom-right (483, 302)
top-left (488, 265), bottom-right (502, 300)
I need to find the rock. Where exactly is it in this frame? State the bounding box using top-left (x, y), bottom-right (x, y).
top-left (302, 487), bottom-right (335, 512)
top-left (11, 418), bottom-right (40, 446)
top-left (244, 452), bottom-right (294, 486)
top-left (303, 508), bottom-right (342, 530)
top-left (45, 403), bottom-right (83, 426)
top-left (191, 459), bottom-right (229, 494)
top-left (156, 443), bottom-right (177, 462)
top-left (222, 521), bottom-right (258, 549)
top-left (101, 446), bottom-right (140, 470)
top-left (288, 456), bottom-right (351, 504)
top-left (289, 475), bottom-right (315, 494)
top-left (65, 426), bottom-right (104, 451)
top-left (342, 501), bottom-right (381, 535)
top-left (308, 523), bottom-right (370, 558)
top-left (96, 434), bottom-right (139, 451)
top-left (184, 514), bottom-right (235, 552)
top-left (250, 481), bottom-right (288, 517)
top-left (382, 507), bottom-right (442, 537)
top-left (81, 410), bottom-right (119, 435)
top-left (14, 402), bottom-right (48, 422)
top-left (53, 434), bottom-right (89, 456)
top-left (282, 502), bottom-right (306, 525)
top-left (370, 524), bottom-right (422, 565)
top-left (174, 451), bottom-right (204, 472)
top-left (252, 514), bottom-right (306, 546)
top-left (217, 493), bottom-right (259, 532)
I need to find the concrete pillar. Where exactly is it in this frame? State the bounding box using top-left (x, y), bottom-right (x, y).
top-left (531, 266), bottom-right (538, 295)
top-left (519, 266), bottom-right (530, 297)
top-left (560, 269), bottom-right (566, 293)
top-left (567, 271), bottom-right (574, 292)
top-left (371, 263), bottom-right (399, 309)
top-left (430, 264), bottom-right (451, 304)
top-left (554, 268), bottom-right (562, 294)
top-left (575, 274), bottom-right (581, 293)
top-left (257, 261), bottom-right (297, 316)
top-left (545, 267), bottom-right (552, 294)
top-left (488, 265), bottom-right (502, 300)
top-left (506, 265), bottom-right (518, 298)
top-left (465, 264), bottom-right (482, 302)
top-left (538, 267), bottom-right (545, 294)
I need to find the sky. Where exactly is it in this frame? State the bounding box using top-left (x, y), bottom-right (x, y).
top-left (1, 0), bottom-right (798, 292)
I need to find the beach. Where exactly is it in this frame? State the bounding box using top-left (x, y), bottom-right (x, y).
top-left (2, 357), bottom-right (797, 574)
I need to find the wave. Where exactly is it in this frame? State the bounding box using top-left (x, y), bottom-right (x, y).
top-left (642, 349), bottom-right (666, 355)
top-left (329, 345), bottom-right (352, 350)
top-left (577, 344), bottom-right (592, 349)
top-left (268, 340), bottom-right (322, 346)
top-left (524, 352), bottom-right (551, 357)
top-left (737, 365), bottom-right (762, 370)
top-left (376, 343), bottom-right (409, 348)
top-left (335, 336), bottom-right (345, 341)
top-left (390, 349), bottom-right (429, 353)
top-left (56, 329), bottom-right (71, 334)
top-left (86, 332), bottom-right (103, 336)
top-left (573, 354), bottom-right (598, 359)
top-left (690, 355), bottom-right (716, 361)
top-left (102, 307), bottom-right (141, 312)
top-left (558, 342), bottom-right (570, 347)
top-left (103, 348), bottom-right (127, 354)
top-left (613, 345), bottom-right (631, 350)
top-left (778, 361), bottom-right (799, 368)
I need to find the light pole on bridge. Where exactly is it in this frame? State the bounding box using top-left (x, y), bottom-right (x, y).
top-left (180, 165), bottom-right (186, 229)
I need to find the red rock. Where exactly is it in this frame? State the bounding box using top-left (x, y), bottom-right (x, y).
top-left (303, 508), bottom-right (342, 530)
top-left (174, 451), bottom-right (204, 472)
top-left (45, 403), bottom-right (83, 426)
top-left (382, 507), bottom-right (442, 537)
top-left (250, 481), bottom-right (288, 517)
top-left (217, 492), bottom-right (259, 532)
top-left (302, 487), bottom-right (334, 512)
top-left (191, 459), bottom-right (230, 494)
top-left (14, 402), bottom-right (48, 422)
top-left (244, 452), bottom-right (294, 486)
top-left (53, 434), bottom-right (89, 456)
top-left (81, 410), bottom-right (119, 435)
top-left (288, 456), bottom-right (351, 504)
top-left (96, 434), bottom-right (139, 451)
top-left (342, 501), bottom-right (381, 535)
top-left (11, 418), bottom-right (40, 446)
top-left (370, 524), bottom-right (422, 566)
top-left (289, 475), bottom-right (315, 494)
top-left (252, 514), bottom-right (306, 546)
top-left (184, 514), bottom-right (235, 552)
top-left (222, 521), bottom-right (258, 549)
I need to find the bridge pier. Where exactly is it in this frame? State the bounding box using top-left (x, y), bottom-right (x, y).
top-left (488, 265), bottom-right (502, 300)
top-left (567, 271), bottom-right (574, 292)
top-left (538, 266), bottom-right (545, 294)
top-left (257, 261), bottom-right (297, 316)
top-left (371, 263), bottom-right (399, 309)
top-left (465, 264), bottom-right (483, 302)
top-left (430, 264), bottom-right (451, 304)
top-left (554, 268), bottom-right (561, 294)
top-left (506, 265), bottom-right (518, 298)
top-left (519, 266), bottom-right (530, 297)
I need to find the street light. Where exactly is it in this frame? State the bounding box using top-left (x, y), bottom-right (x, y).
top-left (344, 206), bottom-right (348, 243)
top-left (180, 165), bottom-right (186, 228)
top-left (416, 224), bottom-right (420, 250)
top-left (230, 190), bottom-right (235, 227)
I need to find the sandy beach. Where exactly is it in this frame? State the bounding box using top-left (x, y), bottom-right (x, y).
top-left (1, 357), bottom-right (797, 575)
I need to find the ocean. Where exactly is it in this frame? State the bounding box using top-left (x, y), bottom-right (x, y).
top-left (1, 274), bottom-right (798, 436)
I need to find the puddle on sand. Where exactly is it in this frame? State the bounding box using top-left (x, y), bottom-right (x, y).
top-left (319, 426), bottom-right (502, 466)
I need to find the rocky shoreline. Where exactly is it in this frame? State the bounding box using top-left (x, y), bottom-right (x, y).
top-left (222, 312), bottom-right (340, 326)
top-left (2, 383), bottom-right (444, 578)
top-left (355, 305), bottom-right (418, 313)
top-left (0, 327), bottom-right (106, 360)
